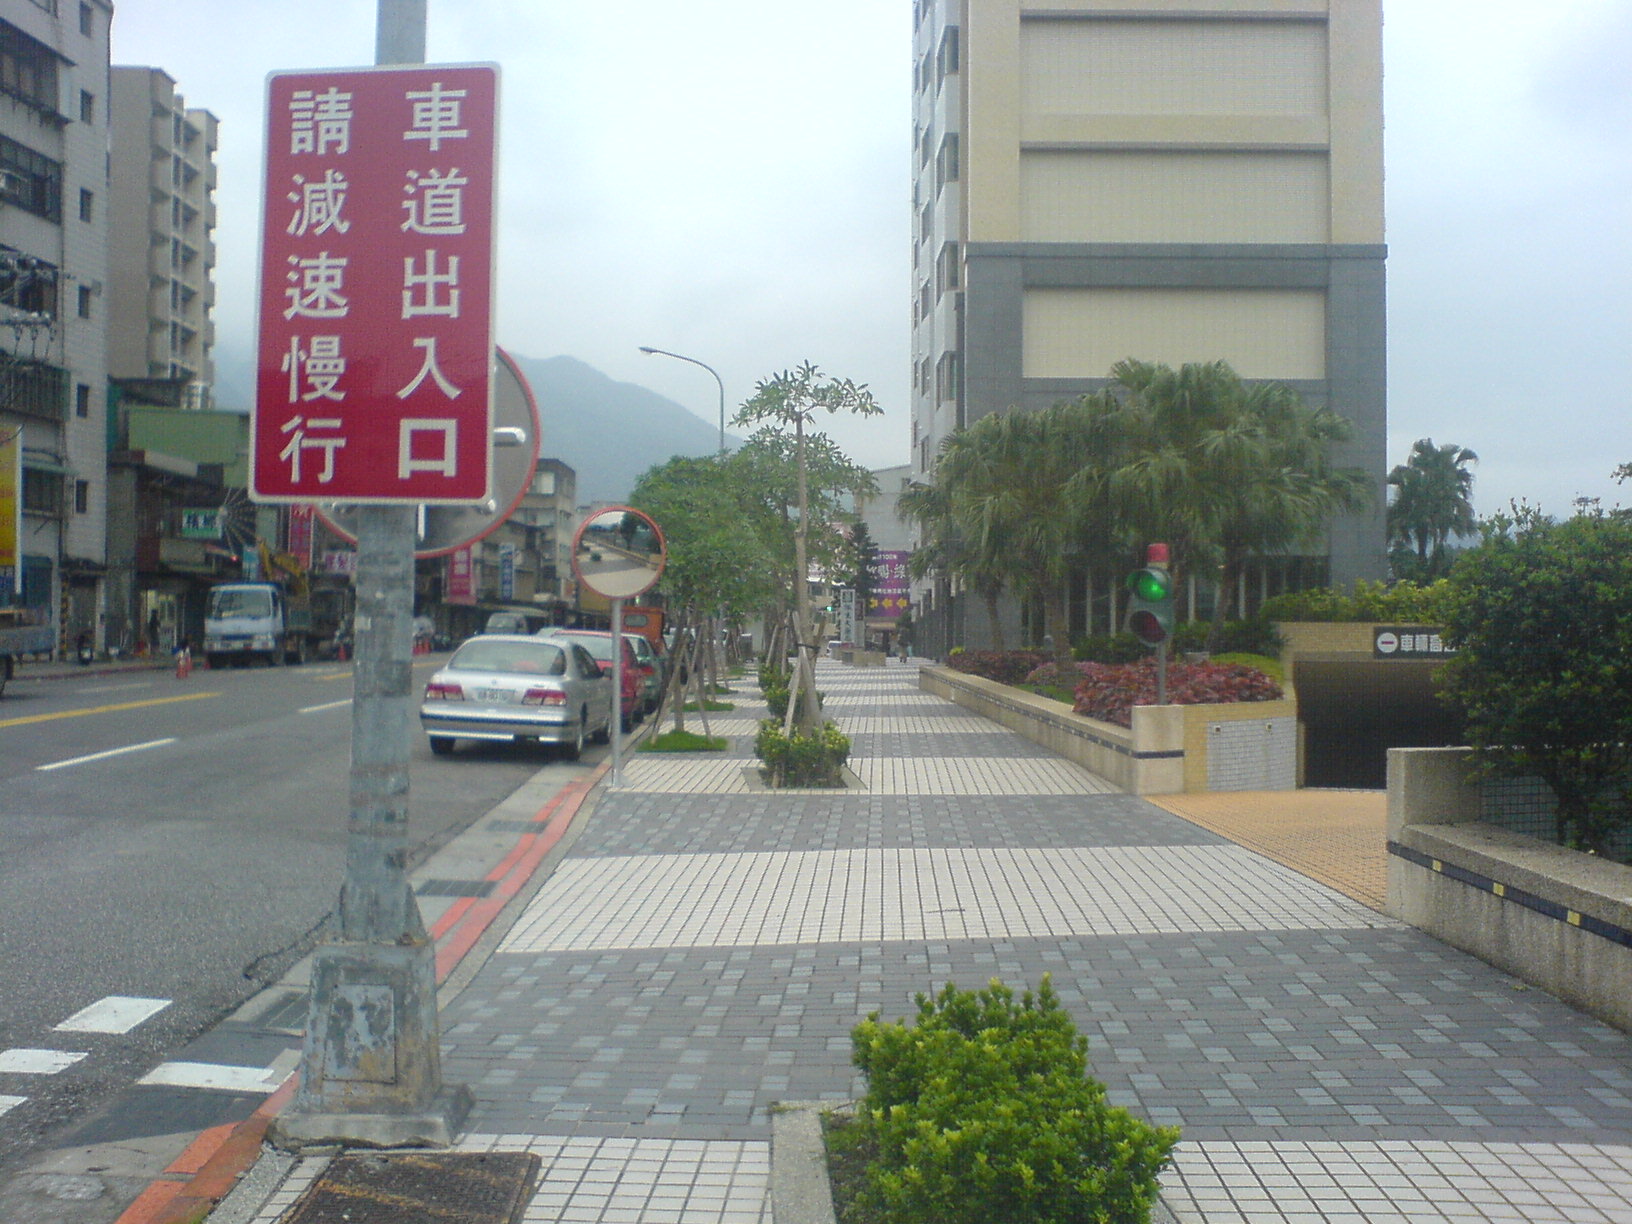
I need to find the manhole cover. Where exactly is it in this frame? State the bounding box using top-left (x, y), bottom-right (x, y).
top-left (280, 1151), bottom-right (540, 1224)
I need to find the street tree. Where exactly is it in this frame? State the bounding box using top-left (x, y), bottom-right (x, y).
top-left (733, 364), bottom-right (881, 734)
top-left (1438, 505), bottom-right (1632, 856)
top-left (899, 476), bottom-right (1011, 652)
top-left (1096, 360), bottom-right (1370, 650)
top-left (1387, 438), bottom-right (1479, 580)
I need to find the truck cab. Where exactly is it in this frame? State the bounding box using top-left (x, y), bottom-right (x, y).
top-left (204, 582), bottom-right (307, 668)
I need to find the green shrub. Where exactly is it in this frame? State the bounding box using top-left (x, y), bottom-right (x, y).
top-left (850, 977), bottom-right (1178, 1224)
top-left (763, 680), bottom-right (790, 719)
top-left (755, 719), bottom-right (850, 787)
top-left (1071, 633), bottom-right (1148, 665)
top-left (1260, 579), bottom-right (1454, 624)
top-left (1209, 652), bottom-right (1284, 684)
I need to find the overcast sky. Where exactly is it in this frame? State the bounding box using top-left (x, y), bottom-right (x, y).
top-left (110, 0), bottom-right (1630, 519)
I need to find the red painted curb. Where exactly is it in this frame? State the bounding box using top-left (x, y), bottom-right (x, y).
top-left (109, 762), bottom-right (608, 1224)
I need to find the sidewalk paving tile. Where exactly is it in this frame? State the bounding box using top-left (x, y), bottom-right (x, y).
top-left (253, 660), bottom-right (1632, 1222)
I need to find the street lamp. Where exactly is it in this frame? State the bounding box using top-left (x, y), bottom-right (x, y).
top-left (638, 346), bottom-right (726, 453)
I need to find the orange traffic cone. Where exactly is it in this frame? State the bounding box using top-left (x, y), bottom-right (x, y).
top-left (175, 647), bottom-right (192, 679)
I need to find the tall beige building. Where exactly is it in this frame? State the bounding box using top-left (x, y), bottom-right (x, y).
top-left (909, 0), bottom-right (1387, 649)
top-left (107, 67), bottom-right (217, 403)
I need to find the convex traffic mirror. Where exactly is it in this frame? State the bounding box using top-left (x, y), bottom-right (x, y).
top-left (570, 506), bottom-right (666, 600)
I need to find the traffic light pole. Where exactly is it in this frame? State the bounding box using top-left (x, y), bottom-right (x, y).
top-left (272, 0), bottom-right (472, 1149)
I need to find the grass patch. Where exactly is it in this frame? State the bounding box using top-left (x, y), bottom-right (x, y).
top-left (640, 730), bottom-right (727, 753)
top-left (1021, 683), bottom-right (1076, 704)
top-left (822, 1110), bottom-right (878, 1223)
top-left (683, 699), bottom-right (736, 712)
top-left (1210, 651), bottom-right (1284, 684)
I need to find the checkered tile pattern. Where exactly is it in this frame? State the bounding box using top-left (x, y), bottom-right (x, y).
top-left (250, 660), bottom-right (1632, 1222)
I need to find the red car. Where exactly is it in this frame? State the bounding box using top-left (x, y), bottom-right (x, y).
top-left (540, 630), bottom-right (645, 731)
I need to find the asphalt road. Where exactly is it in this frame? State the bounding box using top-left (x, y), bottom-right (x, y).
top-left (0, 656), bottom-right (559, 1175)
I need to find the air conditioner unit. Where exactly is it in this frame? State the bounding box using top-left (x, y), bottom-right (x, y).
top-left (0, 169), bottom-right (26, 197)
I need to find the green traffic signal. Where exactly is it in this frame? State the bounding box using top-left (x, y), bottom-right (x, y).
top-left (1125, 565), bottom-right (1175, 646)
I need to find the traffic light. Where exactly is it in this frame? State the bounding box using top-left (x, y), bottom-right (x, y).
top-left (1125, 546), bottom-right (1175, 647)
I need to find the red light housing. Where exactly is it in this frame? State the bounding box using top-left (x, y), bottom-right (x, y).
top-left (522, 687), bottom-right (567, 707)
top-left (425, 681), bottom-right (464, 701)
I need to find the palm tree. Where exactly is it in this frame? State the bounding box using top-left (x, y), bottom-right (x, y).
top-left (1388, 439), bottom-right (1478, 579)
top-left (899, 477), bottom-right (1010, 652)
top-left (1098, 360), bottom-right (1372, 648)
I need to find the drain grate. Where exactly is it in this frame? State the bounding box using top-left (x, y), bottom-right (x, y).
top-left (280, 1151), bottom-right (540, 1224)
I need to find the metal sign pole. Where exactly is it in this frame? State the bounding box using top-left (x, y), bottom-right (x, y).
top-left (273, 0), bottom-right (471, 1149)
top-left (610, 597), bottom-right (624, 787)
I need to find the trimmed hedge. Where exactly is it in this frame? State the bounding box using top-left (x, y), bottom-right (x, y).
top-left (1260, 579), bottom-right (1453, 624)
top-left (850, 976), bottom-right (1179, 1224)
top-left (946, 649), bottom-right (1050, 685)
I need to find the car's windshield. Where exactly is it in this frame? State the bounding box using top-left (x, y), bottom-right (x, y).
top-left (449, 641), bottom-right (566, 676)
top-left (557, 634), bottom-right (613, 662)
top-left (208, 588), bottom-right (273, 619)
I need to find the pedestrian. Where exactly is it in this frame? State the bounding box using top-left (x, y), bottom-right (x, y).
top-left (147, 610), bottom-right (161, 654)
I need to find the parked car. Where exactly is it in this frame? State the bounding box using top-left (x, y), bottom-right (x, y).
top-left (541, 629), bottom-right (643, 731)
top-left (624, 633), bottom-right (663, 715)
top-left (420, 634), bottom-right (612, 759)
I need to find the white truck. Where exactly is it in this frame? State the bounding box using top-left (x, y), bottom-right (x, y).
top-left (203, 581), bottom-right (316, 668)
top-left (0, 606), bottom-right (55, 697)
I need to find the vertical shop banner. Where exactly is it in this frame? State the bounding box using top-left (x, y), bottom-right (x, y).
top-left (838, 588), bottom-right (857, 645)
top-left (252, 64), bottom-right (498, 503)
top-left (287, 503), bottom-right (316, 570)
top-left (445, 546), bottom-right (475, 605)
top-left (868, 550), bottom-right (912, 620)
top-left (498, 542), bottom-right (516, 601)
top-left (0, 429), bottom-right (19, 597)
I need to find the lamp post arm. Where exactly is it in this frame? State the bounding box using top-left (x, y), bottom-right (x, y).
top-left (638, 346), bottom-right (726, 453)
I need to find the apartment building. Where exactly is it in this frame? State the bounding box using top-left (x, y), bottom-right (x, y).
top-left (107, 65), bottom-right (217, 401)
top-left (909, 0), bottom-right (1387, 648)
top-left (0, 0), bottom-right (113, 649)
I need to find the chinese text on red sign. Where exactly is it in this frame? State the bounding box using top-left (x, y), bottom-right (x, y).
top-left (253, 64), bottom-right (498, 503)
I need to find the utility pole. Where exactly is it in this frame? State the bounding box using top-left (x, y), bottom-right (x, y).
top-left (272, 0), bottom-right (472, 1148)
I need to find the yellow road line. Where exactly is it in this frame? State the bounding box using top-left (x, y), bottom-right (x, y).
top-left (0, 691), bottom-right (221, 730)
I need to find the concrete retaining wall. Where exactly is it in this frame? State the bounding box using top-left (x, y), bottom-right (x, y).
top-left (920, 665), bottom-right (1295, 795)
top-left (1387, 746), bottom-right (1632, 1033)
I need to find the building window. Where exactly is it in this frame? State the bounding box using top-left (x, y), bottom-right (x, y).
top-left (936, 350), bottom-right (961, 404)
top-left (936, 133), bottom-right (960, 190)
top-left (0, 252), bottom-right (58, 316)
top-left (79, 88), bottom-right (93, 123)
top-left (76, 284), bottom-right (91, 318)
top-left (74, 479), bottom-right (89, 514)
top-left (78, 186), bottom-right (92, 222)
top-left (21, 467), bottom-right (63, 516)
top-left (2, 358), bottom-right (67, 419)
top-left (0, 133), bottom-right (63, 222)
top-left (936, 242), bottom-right (961, 296)
top-left (75, 383), bottom-right (90, 417)
top-left (0, 20), bottom-right (60, 113)
top-left (79, 3), bottom-right (92, 35)
top-left (919, 201), bottom-right (933, 245)
top-left (937, 26), bottom-right (961, 82)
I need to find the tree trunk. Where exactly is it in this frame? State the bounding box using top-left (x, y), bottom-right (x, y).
top-left (1043, 587), bottom-right (1070, 663)
top-left (983, 587), bottom-right (1005, 653)
top-left (791, 414), bottom-right (822, 736)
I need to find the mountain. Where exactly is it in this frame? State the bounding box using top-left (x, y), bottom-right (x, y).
top-left (508, 353), bottom-right (735, 506)
top-left (211, 349), bottom-right (734, 506)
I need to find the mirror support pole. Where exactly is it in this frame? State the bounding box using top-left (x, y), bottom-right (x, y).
top-left (610, 597), bottom-right (624, 787)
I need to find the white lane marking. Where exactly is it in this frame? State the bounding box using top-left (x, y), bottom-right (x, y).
top-left (299, 698), bottom-right (352, 714)
top-left (137, 1049), bottom-right (298, 1094)
top-left (0, 1095), bottom-right (25, 1116)
top-left (0, 1049), bottom-right (87, 1075)
top-left (36, 738), bottom-right (176, 773)
top-left (55, 996), bottom-right (171, 1035)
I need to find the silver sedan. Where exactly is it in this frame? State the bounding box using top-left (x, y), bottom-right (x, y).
top-left (420, 634), bottom-right (613, 758)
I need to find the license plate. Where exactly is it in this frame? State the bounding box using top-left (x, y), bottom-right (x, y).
top-left (476, 688), bottom-right (510, 703)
